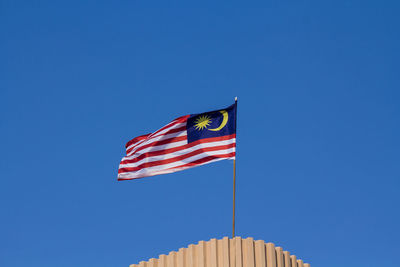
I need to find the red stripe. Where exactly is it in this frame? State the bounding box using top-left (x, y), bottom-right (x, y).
top-left (120, 143), bottom-right (235, 171)
top-left (126, 125), bottom-right (187, 155)
top-left (166, 152), bottom-right (236, 170)
top-left (117, 152), bottom-right (235, 181)
top-left (149, 125), bottom-right (187, 140)
top-left (121, 134), bottom-right (236, 164)
top-left (132, 133), bottom-right (235, 155)
top-left (128, 135), bottom-right (188, 155)
top-left (118, 144), bottom-right (235, 173)
top-left (147, 115), bottom-right (189, 138)
top-left (125, 134), bottom-right (151, 148)
top-left (126, 126), bottom-right (186, 155)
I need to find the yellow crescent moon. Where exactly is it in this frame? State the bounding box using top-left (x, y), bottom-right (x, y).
top-left (208, 110), bottom-right (228, 131)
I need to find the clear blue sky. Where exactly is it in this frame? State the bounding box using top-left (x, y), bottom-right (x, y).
top-left (1, 1), bottom-right (399, 266)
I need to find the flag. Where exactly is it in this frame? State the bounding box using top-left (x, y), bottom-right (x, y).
top-left (118, 103), bottom-right (236, 180)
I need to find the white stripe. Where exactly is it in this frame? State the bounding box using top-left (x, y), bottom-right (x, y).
top-left (126, 124), bottom-right (187, 154)
top-left (119, 147), bottom-right (236, 175)
top-left (148, 122), bottom-right (186, 139)
top-left (125, 121), bottom-right (185, 152)
top-left (127, 139), bottom-right (188, 157)
top-left (118, 156), bottom-right (235, 180)
top-left (126, 135), bottom-right (150, 150)
top-left (127, 130), bottom-right (186, 155)
top-left (120, 138), bottom-right (236, 168)
top-left (124, 136), bottom-right (236, 159)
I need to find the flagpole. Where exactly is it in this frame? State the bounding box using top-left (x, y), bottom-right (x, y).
top-left (232, 97), bottom-right (237, 238)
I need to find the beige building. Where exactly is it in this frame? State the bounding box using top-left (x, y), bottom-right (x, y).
top-left (130, 237), bottom-right (310, 267)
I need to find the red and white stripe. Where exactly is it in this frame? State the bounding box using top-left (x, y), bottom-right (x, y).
top-left (118, 115), bottom-right (236, 180)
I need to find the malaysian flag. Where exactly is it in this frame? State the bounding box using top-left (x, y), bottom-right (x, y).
top-left (118, 102), bottom-right (237, 180)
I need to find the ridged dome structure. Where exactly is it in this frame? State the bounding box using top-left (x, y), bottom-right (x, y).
top-left (130, 237), bottom-right (310, 267)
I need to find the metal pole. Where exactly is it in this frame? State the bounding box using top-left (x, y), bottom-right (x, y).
top-left (232, 159), bottom-right (236, 238)
top-left (232, 97), bottom-right (237, 238)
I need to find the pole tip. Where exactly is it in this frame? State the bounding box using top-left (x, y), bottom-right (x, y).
top-left (235, 96), bottom-right (238, 101)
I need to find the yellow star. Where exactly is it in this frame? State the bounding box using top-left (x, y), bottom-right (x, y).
top-left (194, 115), bottom-right (211, 131)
